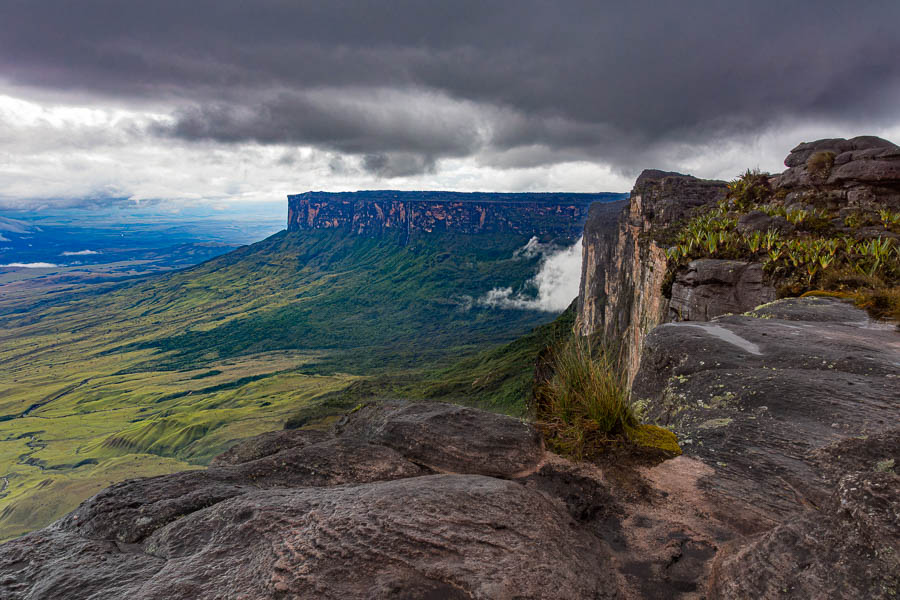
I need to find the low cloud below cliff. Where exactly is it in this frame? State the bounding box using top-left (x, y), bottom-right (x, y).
top-left (480, 237), bottom-right (582, 312)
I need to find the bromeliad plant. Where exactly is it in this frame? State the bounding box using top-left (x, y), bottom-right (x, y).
top-left (879, 208), bottom-right (900, 229)
top-left (664, 169), bottom-right (900, 300)
top-left (672, 216), bottom-right (898, 286)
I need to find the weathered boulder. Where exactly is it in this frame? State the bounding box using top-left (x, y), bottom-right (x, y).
top-left (334, 401), bottom-right (544, 477)
top-left (634, 297), bottom-right (899, 520)
top-left (668, 259), bottom-right (775, 321)
top-left (209, 428), bottom-right (330, 467)
top-left (0, 401), bottom-right (621, 600)
top-left (782, 136), bottom-right (898, 169)
top-left (775, 136), bottom-right (900, 208)
top-left (1, 475), bottom-right (619, 600)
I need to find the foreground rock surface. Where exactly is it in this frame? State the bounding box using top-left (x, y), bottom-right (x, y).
top-left (1, 299), bottom-right (897, 599)
top-left (634, 297), bottom-right (900, 597)
top-left (1, 402), bottom-right (621, 600)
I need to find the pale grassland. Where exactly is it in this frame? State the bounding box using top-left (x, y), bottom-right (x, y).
top-left (0, 229), bottom-right (553, 540)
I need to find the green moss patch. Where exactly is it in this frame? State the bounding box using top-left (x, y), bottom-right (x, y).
top-left (627, 424), bottom-right (682, 459)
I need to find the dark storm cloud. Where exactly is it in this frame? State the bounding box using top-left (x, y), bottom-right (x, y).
top-left (2, 0), bottom-right (899, 175)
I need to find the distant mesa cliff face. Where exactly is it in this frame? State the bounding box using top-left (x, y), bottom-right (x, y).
top-left (287, 190), bottom-right (625, 239)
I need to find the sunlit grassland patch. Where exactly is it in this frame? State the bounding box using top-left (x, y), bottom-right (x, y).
top-left (0, 227), bottom-right (563, 539)
top-left (0, 454), bottom-right (202, 542)
top-left (0, 347), bottom-right (354, 541)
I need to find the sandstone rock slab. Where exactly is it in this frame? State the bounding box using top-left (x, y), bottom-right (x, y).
top-left (335, 401), bottom-right (544, 477)
top-left (668, 259), bottom-right (775, 322)
top-left (635, 297), bottom-right (899, 519)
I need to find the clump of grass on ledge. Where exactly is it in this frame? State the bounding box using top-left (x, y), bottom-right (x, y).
top-left (535, 337), bottom-right (638, 459)
top-left (802, 286), bottom-right (900, 323)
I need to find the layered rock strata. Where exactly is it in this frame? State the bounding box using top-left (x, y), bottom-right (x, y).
top-left (577, 135), bottom-right (900, 381)
top-left (287, 190), bottom-right (625, 239)
top-left (576, 171), bottom-right (727, 379)
top-left (775, 135), bottom-right (900, 206)
top-left (668, 259), bottom-right (775, 322)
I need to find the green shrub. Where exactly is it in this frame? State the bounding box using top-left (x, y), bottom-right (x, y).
top-left (535, 337), bottom-right (637, 458)
top-left (726, 169), bottom-right (771, 211)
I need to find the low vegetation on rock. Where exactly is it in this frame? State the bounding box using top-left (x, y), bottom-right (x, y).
top-left (534, 335), bottom-right (679, 460)
top-left (663, 169), bottom-right (900, 320)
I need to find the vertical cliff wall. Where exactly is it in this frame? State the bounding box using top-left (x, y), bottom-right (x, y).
top-left (576, 171), bottom-right (727, 379)
top-left (576, 135), bottom-right (900, 382)
top-left (287, 191), bottom-right (625, 240)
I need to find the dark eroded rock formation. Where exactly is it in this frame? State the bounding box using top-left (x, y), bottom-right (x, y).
top-left (634, 297), bottom-right (900, 598)
top-left (668, 259), bottom-right (775, 322)
top-left (0, 402), bottom-right (622, 600)
top-left (634, 296), bottom-right (898, 518)
top-left (776, 136), bottom-right (900, 206)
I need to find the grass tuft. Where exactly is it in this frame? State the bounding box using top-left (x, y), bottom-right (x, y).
top-left (535, 337), bottom-right (638, 459)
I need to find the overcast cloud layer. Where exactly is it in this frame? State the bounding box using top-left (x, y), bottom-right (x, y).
top-left (1, 1), bottom-right (899, 208)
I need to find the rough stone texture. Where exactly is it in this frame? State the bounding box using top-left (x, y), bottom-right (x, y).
top-left (710, 435), bottom-right (900, 599)
top-left (633, 297), bottom-right (899, 520)
top-left (209, 428), bottom-right (330, 467)
top-left (286, 190), bottom-right (625, 239)
top-left (735, 210), bottom-right (793, 234)
top-left (576, 170), bottom-right (727, 381)
top-left (334, 400), bottom-right (544, 477)
top-left (1, 475), bottom-right (618, 600)
top-left (0, 402), bottom-right (619, 600)
top-left (775, 135), bottom-right (900, 209)
top-left (631, 296), bottom-right (900, 597)
top-left (668, 259), bottom-right (775, 321)
top-left (2, 299), bottom-right (898, 598)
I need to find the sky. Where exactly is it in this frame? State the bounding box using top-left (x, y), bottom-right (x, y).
top-left (1, 0), bottom-right (899, 210)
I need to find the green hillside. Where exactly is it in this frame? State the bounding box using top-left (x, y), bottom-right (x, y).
top-left (0, 228), bottom-right (568, 540)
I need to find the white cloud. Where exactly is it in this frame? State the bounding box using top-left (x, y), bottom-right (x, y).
top-left (480, 236), bottom-right (583, 312)
top-left (0, 89), bottom-right (897, 211)
top-left (60, 249), bottom-right (100, 256)
top-left (1, 262), bottom-right (58, 268)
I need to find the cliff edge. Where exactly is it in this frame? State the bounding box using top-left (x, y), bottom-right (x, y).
top-left (577, 135), bottom-right (900, 381)
top-left (576, 171), bottom-right (727, 379)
